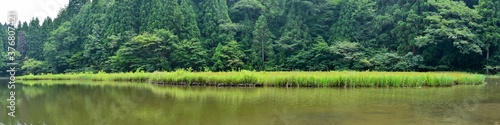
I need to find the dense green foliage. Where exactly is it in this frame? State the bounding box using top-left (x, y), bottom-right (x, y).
top-left (1, 0), bottom-right (500, 75)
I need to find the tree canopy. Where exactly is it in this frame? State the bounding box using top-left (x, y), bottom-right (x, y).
top-left (1, 0), bottom-right (500, 75)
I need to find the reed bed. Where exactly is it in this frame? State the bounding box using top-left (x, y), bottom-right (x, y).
top-left (19, 70), bottom-right (485, 87)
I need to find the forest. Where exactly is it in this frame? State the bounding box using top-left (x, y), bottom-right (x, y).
top-left (0, 0), bottom-right (499, 75)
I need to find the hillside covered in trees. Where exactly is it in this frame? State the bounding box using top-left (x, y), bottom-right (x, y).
top-left (1, 0), bottom-right (499, 75)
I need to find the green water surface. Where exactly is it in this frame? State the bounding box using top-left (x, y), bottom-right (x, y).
top-left (0, 78), bottom-right (499, 125)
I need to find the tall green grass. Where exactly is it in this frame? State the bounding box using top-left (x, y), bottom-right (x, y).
top-left (19, 70), bottom-right (485, 87)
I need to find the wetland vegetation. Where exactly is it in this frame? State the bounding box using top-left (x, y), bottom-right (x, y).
top-left (1, 0), bottom-right (500, 76)
top-left (20, 70), bottom-right (485, 87)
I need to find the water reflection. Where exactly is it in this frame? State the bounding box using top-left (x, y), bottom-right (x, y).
top-left (0, 79), bottom-right (498, 125)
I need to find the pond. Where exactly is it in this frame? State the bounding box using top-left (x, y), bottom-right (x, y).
top-left (0, 78), bottom-right (499, 125)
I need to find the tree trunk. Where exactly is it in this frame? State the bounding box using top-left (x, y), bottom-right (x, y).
top-left (486, 46), bottom-right (490, 74)
top-left (261, 37), bottom-right (265, 71)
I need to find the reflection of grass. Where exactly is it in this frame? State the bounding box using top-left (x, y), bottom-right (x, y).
top-left (21, 80), bottom-right (151, 88)
top-left (22, 87), bottom-right (47, 99)
top-left (21, 80), bottom-right (263, 101)
top-left (487, 75), bottom-right (500, 78)
top-left (17, 80), bottom-right (487, 125)
top-left (19, 79), bottom-right (487, 104)
top-left (149, 86), bottom-right (265, 101)
top-left (20, 70), bottom-right (485, 87)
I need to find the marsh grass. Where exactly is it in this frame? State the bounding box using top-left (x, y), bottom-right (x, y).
top-left (19, 70), bottom-right (485, 87)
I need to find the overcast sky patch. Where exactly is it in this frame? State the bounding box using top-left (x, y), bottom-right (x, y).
top-left (1, 0), bottom-right (69, 24)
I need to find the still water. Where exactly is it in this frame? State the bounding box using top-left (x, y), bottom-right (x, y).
top-left (0, 78), bottom-right (499, 125)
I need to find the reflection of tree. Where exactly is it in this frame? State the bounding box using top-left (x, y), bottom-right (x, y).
top-left (409, 86), bottom-right (486, 124)
top-left (269, 108), bottom-right (290, 125)
top-left (0, 79), bottom-right (24, 124)
top-left (11, 80), bottom-right (496, 124)
top-left (15, 84), bottom-right (165, 124)
top-left (485, 78), bottom-right (500, 101)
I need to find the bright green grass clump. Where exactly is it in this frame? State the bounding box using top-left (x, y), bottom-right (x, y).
top-left (19, 70), bottom-right (485, 87)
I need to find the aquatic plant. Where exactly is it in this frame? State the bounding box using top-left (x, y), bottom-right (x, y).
top-left (19, 71), bottom-right (485, 87)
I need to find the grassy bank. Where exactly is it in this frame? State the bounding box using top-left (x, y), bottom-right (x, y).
top-left (19, 70), bottom-right (485, 87)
